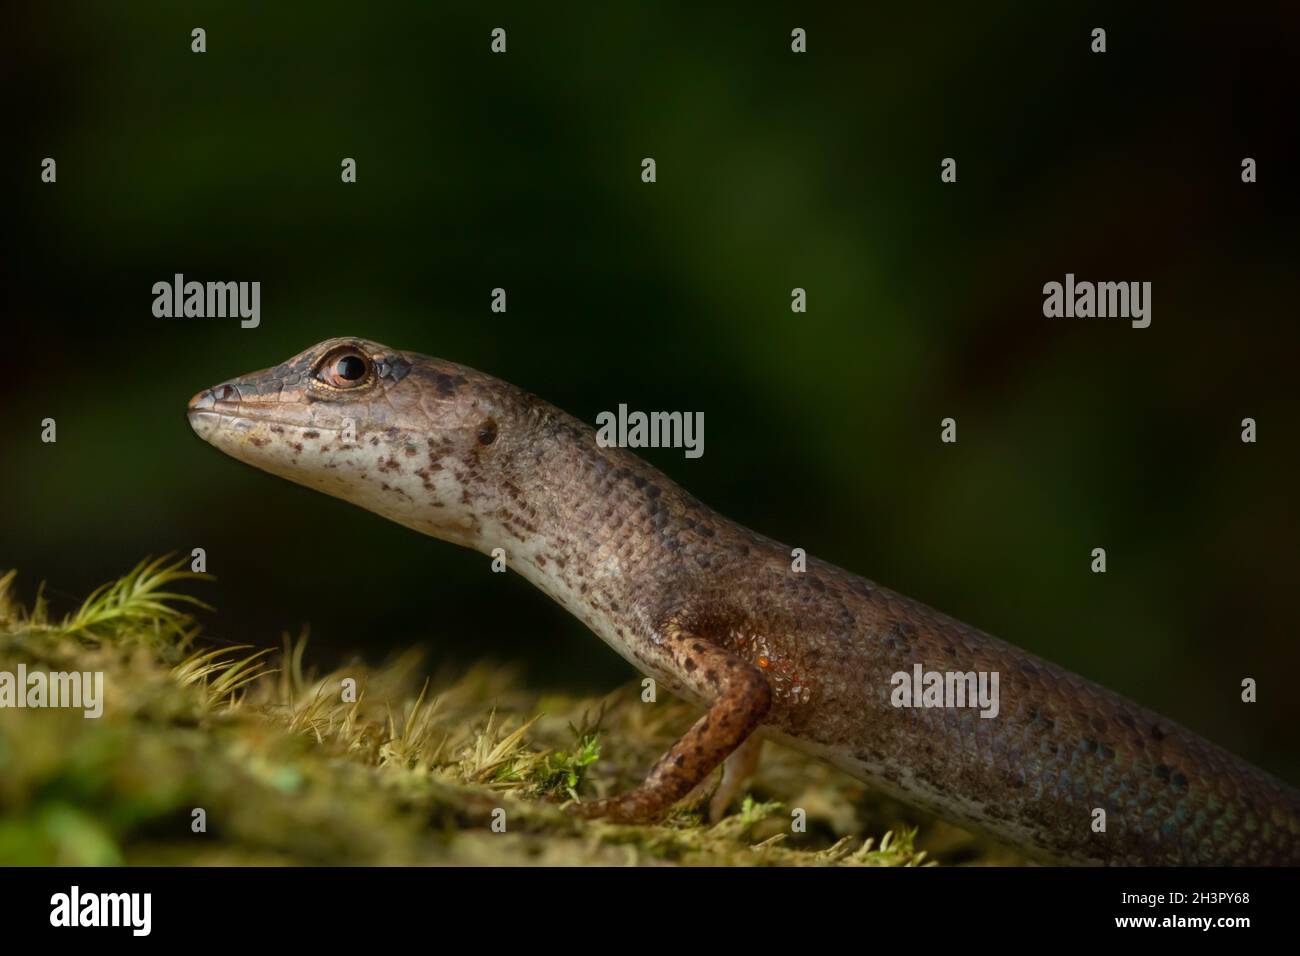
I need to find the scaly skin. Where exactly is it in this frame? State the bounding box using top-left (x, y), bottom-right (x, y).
top-left (188, 337), bottom-right (1300, 865)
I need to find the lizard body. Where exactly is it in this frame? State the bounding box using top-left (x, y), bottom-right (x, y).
top-left (188, 337), bottom-right (1300, 864)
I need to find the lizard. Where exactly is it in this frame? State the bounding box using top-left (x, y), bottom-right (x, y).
top-left (187, 336), bottom-right (1300, 864)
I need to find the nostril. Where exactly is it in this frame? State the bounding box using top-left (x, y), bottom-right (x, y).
top-left (188, 384), bottom-right (240, 414)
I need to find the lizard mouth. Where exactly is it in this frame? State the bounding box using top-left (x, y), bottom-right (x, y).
top-left (186, 385), bottom-right (297, 441)
top-left (187, 386), bottom-right (239, 441)
top-left (188, 384), bottom-right (240, 414)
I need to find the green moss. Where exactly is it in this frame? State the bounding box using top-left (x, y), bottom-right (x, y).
top-left (0, 559), bottom-right (1021, 866)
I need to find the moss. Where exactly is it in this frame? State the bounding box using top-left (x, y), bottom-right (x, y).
top-left (0, 559), bottom-right (1022, 866)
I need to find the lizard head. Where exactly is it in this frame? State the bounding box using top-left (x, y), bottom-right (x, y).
top-left (188, 336), bottom-right (524, 549)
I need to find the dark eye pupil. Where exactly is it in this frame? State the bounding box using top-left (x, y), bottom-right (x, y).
top-left (336, 355), bottom-right (365, 381)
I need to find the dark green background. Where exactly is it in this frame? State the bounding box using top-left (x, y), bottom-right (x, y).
top-left (6, 5), bottom-right (1298, 780)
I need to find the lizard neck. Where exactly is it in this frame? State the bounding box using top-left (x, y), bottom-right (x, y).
top-left (478, 403), bottom-right (701, 663)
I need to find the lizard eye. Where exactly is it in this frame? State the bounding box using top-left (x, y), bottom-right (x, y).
top-left (316, 348), bottom-right (372, 389)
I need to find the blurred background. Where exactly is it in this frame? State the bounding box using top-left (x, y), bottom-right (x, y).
top-left (5, 3), bottom-right (1298, 781)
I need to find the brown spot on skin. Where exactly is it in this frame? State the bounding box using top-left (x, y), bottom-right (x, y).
top-left (404, 445), bottom-right (418, 456)
top-left (250, 436), bottom-right (269, 448)
top-left (291, 442), bottom-right (304, 453)
top-left (270, 425), bottom-right (284, 435)
top-left (303, 430), bottom-right (320, 439)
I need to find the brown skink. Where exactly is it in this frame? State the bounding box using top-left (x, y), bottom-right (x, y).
top-left (187, 337), bottom-right (1300, 865)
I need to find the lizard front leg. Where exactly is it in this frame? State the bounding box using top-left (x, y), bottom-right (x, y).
top-left (571, 627), bottom-right (772, 823)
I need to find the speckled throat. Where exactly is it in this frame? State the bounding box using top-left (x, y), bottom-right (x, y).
top-left (188, 337), bottom-right (1300, 865)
